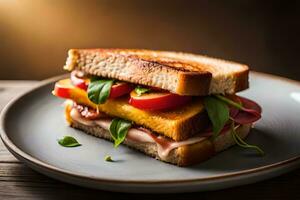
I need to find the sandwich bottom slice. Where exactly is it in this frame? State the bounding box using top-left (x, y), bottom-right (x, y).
top-left (65, 101), bottom-right (252, 166)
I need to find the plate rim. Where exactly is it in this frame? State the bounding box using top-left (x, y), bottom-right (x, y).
top-left (1, 71), bottom-right (300, 185)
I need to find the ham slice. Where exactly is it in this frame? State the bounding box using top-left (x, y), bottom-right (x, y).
top-left (232, 96), bottom-right (262, 124)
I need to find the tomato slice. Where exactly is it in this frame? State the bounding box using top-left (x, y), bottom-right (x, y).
top-left (70, 70), bottom-right (89, 90)
top-left (109, 82), bottom-right (134, 98)
top-left (53, 79), bottom-right (73, 99)
top-left (71, 71), bottom-right (133, 98)
top-left (129, 90), bottom-right (191, 110)
top-left (55, 77), bottom-right (133, 101)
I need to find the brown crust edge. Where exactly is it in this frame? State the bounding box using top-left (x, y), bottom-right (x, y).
top-left (176, 71), bottom-right (212, 95)
top-left (177, 139), bottom-right (215, 166)
top-left (173, 110), bottom-right (209, 141)
top-left (234, 65), bottom-right (249, 93)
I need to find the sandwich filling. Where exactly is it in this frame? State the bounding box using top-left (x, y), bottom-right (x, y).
top-left (53, 73), bottom-right (208, 141)
top-left (66, 101), bottom-right (209, 160)
top-left (53, 70), bottom-right (263, 157)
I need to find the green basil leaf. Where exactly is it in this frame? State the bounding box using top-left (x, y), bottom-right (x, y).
top-left (58, 136), bottom-right (81, 147)
top-left (87, 77), bottom-right (114, 104)
top-left (203, 96), bottom-right (230, 139)
top-left (104, 155), bottom-right (114, 162)
top-left (109, 118), bottom-right (132, 148)
top-left (134, 86), bottom-right (150, 96)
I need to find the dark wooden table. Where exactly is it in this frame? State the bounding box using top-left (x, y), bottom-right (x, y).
top-left (0, 81), bottom-right (299, 200)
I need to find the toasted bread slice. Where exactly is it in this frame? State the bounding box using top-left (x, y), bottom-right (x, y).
top-left (66, 104), bottom-right (251, 166)
top-left (64, 49), bottom-right (249, 96)
top-left (60, 80), bottom-right (208, 141)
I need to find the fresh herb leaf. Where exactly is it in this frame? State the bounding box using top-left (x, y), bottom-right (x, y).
top-left (58, 136), bottom-right (81, 147)
top-left (109, 118), bottom-right (132, 147)
top-left (230, 121), bottom-right (265, 155)
top-left (134, 86), bottom-right (150, 96)
top-left (87, 77), bottom-right (114, 104)
top-left (104, 155), bottom-right (114, 162)
top-left (214, 94), bottom-right (243, 110)
top-left (203, 96), bottom-right (230, 139)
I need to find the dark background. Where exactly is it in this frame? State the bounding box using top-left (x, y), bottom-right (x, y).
top-left (0, 0), bottom-right (299, 80)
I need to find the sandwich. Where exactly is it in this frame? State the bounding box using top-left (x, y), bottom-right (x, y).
top-left (52, 49), bottom-right (263, 166)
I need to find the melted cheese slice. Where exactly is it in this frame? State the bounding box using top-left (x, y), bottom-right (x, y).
top-left (55, 79), bottom-right (206, 141)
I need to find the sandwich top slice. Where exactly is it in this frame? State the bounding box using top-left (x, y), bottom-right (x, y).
top-left (53, 48), bottom-right (263, 166)
top-left (64, 49), bottom-right (249, 96)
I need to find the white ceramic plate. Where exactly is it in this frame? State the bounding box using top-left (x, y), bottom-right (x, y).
top-left (1, 72), bottom-right (300, 193)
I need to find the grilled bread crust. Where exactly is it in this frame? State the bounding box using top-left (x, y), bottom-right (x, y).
top-left (66, 105), bottom-right (251, 166)
top-left (64, 49), bottom-right (249, 96)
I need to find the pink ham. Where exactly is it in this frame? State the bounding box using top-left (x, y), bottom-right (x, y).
top-left (232, 96), bottom-right (262, 124)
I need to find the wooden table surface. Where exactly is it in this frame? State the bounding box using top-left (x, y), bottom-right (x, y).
top-left (0, 81), bottom-right (300, 200)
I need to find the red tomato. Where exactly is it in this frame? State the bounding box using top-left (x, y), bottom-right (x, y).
top-left (71, 70), bottom-right (133, 98)
top-left (129, 90), bottom-right (191, 110)
top-left (55, 77), bottom-right (133, 100)
top-left (53, 79), bottom-right (72, 99)
top-left (70, 70), bottom-right (89, 90)
top-left (109, 83), bottom-right (134, 99)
